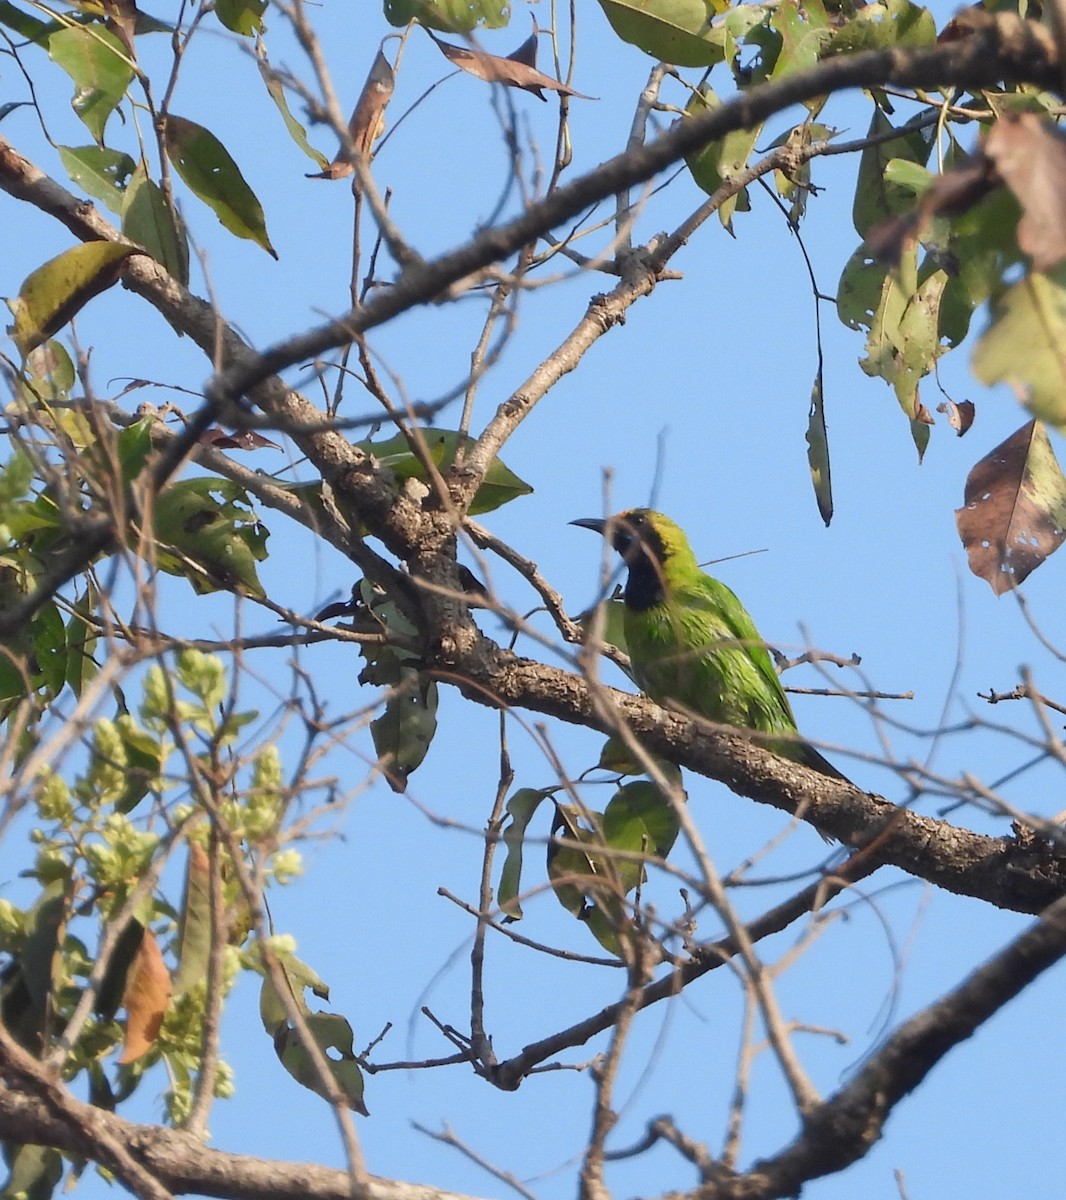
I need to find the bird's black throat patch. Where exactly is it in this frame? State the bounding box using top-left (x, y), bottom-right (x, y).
top-left (623, 556), bottom-right (666, 611)
top-left (615, 517), bottom-right (668, 612)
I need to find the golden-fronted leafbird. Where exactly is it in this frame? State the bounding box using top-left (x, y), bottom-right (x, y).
top-left (573, 508), bottom-right (847, 782)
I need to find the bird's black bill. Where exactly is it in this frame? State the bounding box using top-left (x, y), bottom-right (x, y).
top-left (570, 517), bottom-right (607, 535)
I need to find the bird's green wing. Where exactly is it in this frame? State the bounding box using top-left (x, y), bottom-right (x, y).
top-left (674, 574), bottom-right (798, 734)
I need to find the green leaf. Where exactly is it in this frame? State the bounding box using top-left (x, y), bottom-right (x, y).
top-left (602, 779), bottom-right (681, 892)
top-left (57, 145), bottom-right (136, 213)
top-left (273, 1012), bottom-right (368, 1115)
top-left (828, 0), bottom-right (935, 54)
top-left (685, 86), bottom-right (760, 229)
top-left (370, 670), bottom-right (438, 790)
top-left (497, 787), bottom-right (552, 919)
top-left (837, 248), bottom-right (889, 332)
top-left (122, 165), bottom-right (189, 283)
top-left (384, 0), bottom-right (511, 31)
top-left (807, 372), bottom-right (833, 526)
top-left (116, 416), bottom-right (154, 483)
top-left (163, 115), bottom-right (277, 257)
top-left (1, 1143), bottom-right (63, 1200)
top-left (214, 0), bottom-right (266, 35)
top-left (32, 601), bottom-right (68, 696)
top-left (0, 1), bottom-right (51, 42)
top-left (852, 108), bottom-right (934, 238)
top-left (973, 266), bottom-right (1066, 429)
top-left (172, 843), bottom-right (211, 997)
top-left (17, 340), bottom-right (76, 405)
top-left (11, 241), bottom-right (137, 357)
top-left (768, 0), bottom-right (830, 85)
top-left (20, 879), bottom-right (69, 1011)
top-left (151, 477), bottom-right (269, 597)
top-left (256, 41), bottom-right (329, 169)
top-left (94, 918), bottom-right (146, 1022)
top-left (355, 428), bottom-right (533, 515)
top-left (48, 24), bottom-right (134, 144)
top-left (64, 587), bottom-right (98, 699)
top-left (595, 0), bottom-right (726, 66)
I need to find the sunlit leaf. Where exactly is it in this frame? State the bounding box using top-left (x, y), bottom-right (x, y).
top-left (497, 787), bottom-right (552, 919)
top-left (48, 24), bottom-right (133, 143)
top-left (602, 779), bottom-right (681, 892)
top-left (173, 842), bottom-right (211, 997)
top-left (256, 40), bottom-right (329, 169)
top-left (973, 265), bottom-right (1066, 428)
top-left (852, 108), bottom-right (934, 238)
top-left (384, 0), bottom-right (510, 31)
top-left (57, 144), bottom-right (135, 213)
top-left (955, 420), bottom-right (1066, 592)
top-left (685, 86), bottom-right (760, 229)
top-left (10, 241), bottom-right (138, 356)
top-left (150, 477), bottom-right (269, 597)
top-left (1, 1144), bottom-right (63, 1200)
top-left (164, 115), bottom-right (277, 257)
top-left (596, 0), bottom-right (726, 66)
top-left (356, 428), bottom-right (533, 514)
top-left (214, 0), bottom-right (266, 35)
top-left (122, 165), bottom-right (189, 284)
top-left (828, 0), bottom-right (935, 54)
top-left (273, 1012), bottom-right (368, 1115)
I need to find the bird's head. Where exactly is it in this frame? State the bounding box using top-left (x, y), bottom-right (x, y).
top-left (571, 509), bottom-right (698, 582)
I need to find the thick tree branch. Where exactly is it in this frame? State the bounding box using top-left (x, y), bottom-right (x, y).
top-left (696, 889), bottom-right (1066, 1198)
top-left (444, 643), bottom-right (1066, 914)
top-left (0, 1087), bottom-right (484, 1200)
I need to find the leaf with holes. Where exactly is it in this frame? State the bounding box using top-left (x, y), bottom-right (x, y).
top-left (164, 115), bottom-right (276, 257)
top-left (956, 420), bottom-right (1066, 593)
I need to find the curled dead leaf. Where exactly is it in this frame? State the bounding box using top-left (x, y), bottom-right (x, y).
top-left (936, 398), bottom-right (975, 436)
top-left (428, 30), bottom-right (591, 101)
top-left (310, 48), bottom-right (395, 180)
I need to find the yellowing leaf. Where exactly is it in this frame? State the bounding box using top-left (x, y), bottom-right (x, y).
top-left (11, 241), bottom-right (138, 357)
top-left (973, 266), bottom-right (1066, 428)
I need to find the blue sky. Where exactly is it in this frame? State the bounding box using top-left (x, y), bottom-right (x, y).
top-left (3, 3), bottom-right (1066, 1199)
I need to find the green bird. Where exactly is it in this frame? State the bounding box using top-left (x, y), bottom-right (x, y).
top-left (573, 508), bottom-right (847, 782)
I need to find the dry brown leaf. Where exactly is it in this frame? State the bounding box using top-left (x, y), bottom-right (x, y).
top-left (200, 426), bottom-right (281, 451)
top-left (955, 420), bottom-right (1066, 594)
top-left (985, 113), bottom-right (1066, 272)
top-left (102, 0), bottom-right (139, 58)
top-left (119, 928), bottom-right (171, 1063)
top-left (428, 30), bottom-right (591, 101)
top-left (311, 48), bottom-right (395, 180)
top-left (936, 398), bottom-right (976, 436)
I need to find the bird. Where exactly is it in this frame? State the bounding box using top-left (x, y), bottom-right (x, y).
top-left (572, 508), bottom-right (848, 783)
